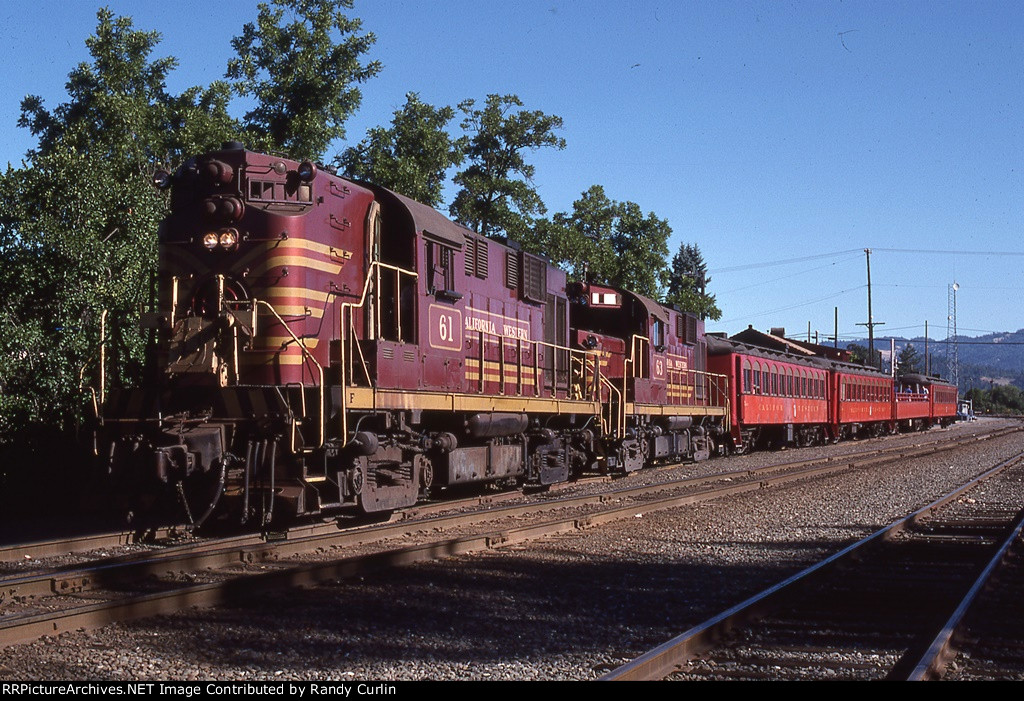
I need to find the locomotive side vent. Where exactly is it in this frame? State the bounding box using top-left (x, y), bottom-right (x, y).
top-left (475, 240), bottom-right (488, 278)
top-left (506, 250), bottom-right (520, 290)
top-left (465, 235), bottom-right (475, 276)
top-left (521, 254), bottom-right (547, 303)
top-left (465, 236), bottom-right (490, 279)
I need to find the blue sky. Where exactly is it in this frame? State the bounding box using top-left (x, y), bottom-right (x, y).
top-left (1, 1), bottom-right (1021, 342)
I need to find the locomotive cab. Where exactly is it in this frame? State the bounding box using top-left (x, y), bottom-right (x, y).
top-left (103, 144), bottom-right (378, 526)
top-left (569, 282), bottom-right (726, 471)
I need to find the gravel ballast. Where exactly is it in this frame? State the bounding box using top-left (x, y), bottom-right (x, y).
top-left (1, 419), bottom-right (1020, 681)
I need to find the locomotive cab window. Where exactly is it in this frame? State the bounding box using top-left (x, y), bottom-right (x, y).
top-left (652, 319), bottom-right (665, 349)
top-left (427, 240), bottom-right (459, 300)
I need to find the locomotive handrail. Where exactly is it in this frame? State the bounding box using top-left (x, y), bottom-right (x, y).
top-left (664, 367), bottom-right (732, 411)
top-left (622, 334), bottom-right (651, 430)
top-left (337, 260), bottom-right (419, 448)
top-left (82, 309), bottom-right (109, 429)
top-left (253, 299), bottom-right (325, 451)
top-left (583, 356), bottom-right (623, 436)
top-left (469, 327), bottom-right (603, 402)
top-left (348, 312), bottom-right (372, 386)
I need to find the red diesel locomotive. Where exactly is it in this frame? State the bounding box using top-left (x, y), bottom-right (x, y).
top-left (98, 144), bottom-right (729, 526)
top-left (96, 144), bottom-right (958, 527)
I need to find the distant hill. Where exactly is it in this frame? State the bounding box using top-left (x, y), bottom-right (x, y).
top-left (847, 329), bottom-right (1024, 391)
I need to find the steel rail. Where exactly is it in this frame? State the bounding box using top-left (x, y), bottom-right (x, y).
top-left (906, 507), bottom-right (1024, 680)
top-left (1, 425), bottom-right (1016, 608)
top-left (0, 527), bottom-right (184, 564)
top-left (601, 450), bottom-right (1024, 681)
top-left (1, 428), bottom-right (1017, 648)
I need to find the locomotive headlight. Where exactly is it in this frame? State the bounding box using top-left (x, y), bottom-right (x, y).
top-left (152, 169), bottom-right (171, 190)
top-left (202, 232), bottom-right (220, 250)
top-left (297, 161), bottom-right (317, 182)
top-left (219, 229), bottom-right (239, 250)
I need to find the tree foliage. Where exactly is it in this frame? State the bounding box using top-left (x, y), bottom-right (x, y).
top-left (965, 386), bottom-right (1024, 415)
top-left (665, 242), bottom-right (721, 321)
top-left (846, 343), bottom-right (883, 369)
top-left (227, 0), bottom-right (381, 161)
top-left (0, 10), bottom-right (238, 447)
top-left (338, 92), bottom-right (465, 207)
top-left (528, 186), bottom-right (671, 299)
top-left (609, 201), bottom-right (672, 300)
top-left (449, 94), bottom-right (565, 242)
top-left (897, 343), bottom-right (923, 375)
top-left (523, 185), bottom-right (616, 278)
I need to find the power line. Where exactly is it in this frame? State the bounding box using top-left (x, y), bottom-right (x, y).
top-left (718, 286), bottom-right (864, 324)
top-left (719, 254), bottom-right (863, 294)
top-left (712, 247), bottom-right (1024, 276)
top-left (710, 249), bottom-right (862, 274)
top-left (874, 248), bottom-right (1024, 256)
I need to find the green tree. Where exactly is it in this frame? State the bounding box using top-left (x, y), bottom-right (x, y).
top-left (18, 11), bottom-right (236, 166)
top-left (665, 243), bottom-right (721, 321)
top-left (846, 343), bottom-right (883, 368)
top-left (227, 0), bottom-right (382, 161)
top-left (990, 384), bottom-right (1024, 413)
top-left (0, 9), bottom-right (237, 449)
top-left (897, 343), bottom-right (923, 375)
top-left (449, 94), bottom-right (565, 241)
top-left (529, 185), bottom-right (672, 299)
top-left (964, 388), bottom-right (990, 414)
top-left (610, 201), bottom-right (671, 299)
top-left (338, 92), bottom-right (465, 207)
top-left (526, 185), bottom-right (616, 280)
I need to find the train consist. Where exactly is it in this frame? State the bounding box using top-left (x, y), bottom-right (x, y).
top-left (707, 336), bottom-right (957, 451)
top-left (95, 143), bottom-right (957, 527)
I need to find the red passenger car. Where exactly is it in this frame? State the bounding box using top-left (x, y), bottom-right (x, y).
top-left (828, 362), bottom-right (895, 438)
top-left (929, 379), bottom-right (958, 425)
top-left (707, 336), bottom-right (829, 450)
top-left (897, 373), bottom-right (957, 429)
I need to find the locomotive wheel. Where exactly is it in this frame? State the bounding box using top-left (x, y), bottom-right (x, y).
top-left (418, 456), bottom-right (436, 497)
top-left (348, 462), bottom-right (365, 496)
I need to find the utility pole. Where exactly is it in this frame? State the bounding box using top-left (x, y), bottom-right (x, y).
top-left (857, 249), bottom-right (884, 369)
top-left (834, 307), bottom-right (838, 349)
top-left (924, 320), bottom-right (929, 376)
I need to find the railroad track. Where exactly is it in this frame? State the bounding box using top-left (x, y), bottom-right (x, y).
top-left (603, 449), bottom-right (1024, 681)
top-left (1, 423), bottom-right (1017, 650)
top-left (2, 422), bottom-right (1010, 570)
